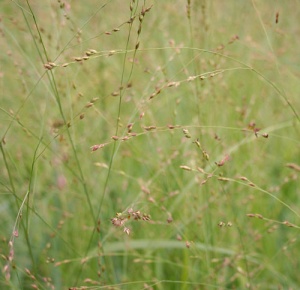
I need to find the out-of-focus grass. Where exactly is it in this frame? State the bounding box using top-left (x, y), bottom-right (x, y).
top-left (1, 1), bottom-right (300, 289)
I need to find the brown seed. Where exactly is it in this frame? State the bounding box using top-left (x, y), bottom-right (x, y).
top-left (283, 221), bottom-right (295, 227)
top-left (167, 216), bottom-right (173, 223)
top-left (86, 49), bottom-right (97, 56)
top-left (218, 221), bottom-right (225, 227)
top-left (217, 177), bottom-right (230, 181)
top-left (215, 154), bottom-right (229, 167)
top-left (91, 144), bottom-right (105, 151)
top-left (246, 213), bottom-right (256, 218)
top-left (180, 165), bottom-right (192, 171)
top-left (128, 16), bottom-right (135, 24)
top-left (202, 150), bottom-right (209, 160)
top-left (44, 63), bottom-right (52, 70)
top-left (52, 119), bottom-right (64, 128)
top-left (111, 91), bottom-right (119, 97)
top-left (137, 24), bottom-right (142, 35)
top-left (85, 102), bottom-right (93, 108)
top-left (127, 123), bottom-right (133, 132)
top-left (144, 126), bottom-right (156, 131)
top-left (149, 89), bottom-right (161, 99)
top-left (90, 97), bottom-right (99, 103)
top-left (145, 5), bottom-right (153, 13)
top-left (286, 163), bottom-right (300, 172)
top-left (148, 197), bottom-right (155, 203)
top-left (167, 81), bottom-right (180, 87)
top-left (187, 76), bottom-right (196, 81)
top-left (201, 180), bottom-right (207, 185)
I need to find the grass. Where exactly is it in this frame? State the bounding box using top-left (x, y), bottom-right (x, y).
top-left (1, 0), bottom-right (300, 289)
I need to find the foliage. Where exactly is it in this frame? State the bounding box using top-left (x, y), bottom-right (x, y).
top-left (1, 1), bottom-right (300, 289)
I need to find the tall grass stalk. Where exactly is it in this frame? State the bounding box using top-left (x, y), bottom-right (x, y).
top-left (1, 1), bottom-right (300, 289)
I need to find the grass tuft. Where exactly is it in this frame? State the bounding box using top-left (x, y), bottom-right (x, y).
top-left (1, 1), bottom-right (300, 289)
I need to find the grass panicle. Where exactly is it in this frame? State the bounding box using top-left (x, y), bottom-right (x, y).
top-left (1, 1), bottom-right (300, 289)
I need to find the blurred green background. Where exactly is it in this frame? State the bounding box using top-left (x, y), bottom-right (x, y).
top-left (1, 1), bottom-right (300, 289)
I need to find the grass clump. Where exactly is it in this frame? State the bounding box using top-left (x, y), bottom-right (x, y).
top-left (1, 1), bottom-right (300, 289)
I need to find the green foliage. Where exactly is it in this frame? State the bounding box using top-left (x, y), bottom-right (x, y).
top-left (1, 1), bottom-right (300, 289)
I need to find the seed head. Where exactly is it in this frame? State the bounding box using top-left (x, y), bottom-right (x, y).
top-left (187, 76), bottom-right (196, 81)
top-left (215, 154), bottom-right (229, 167)
top-left (127, 123), bottom-right (134, 133)
top-left (91, 144), bottom-right (105, 151)
top-left (85, 102), bottom-right (93, 108)
top-left (275, 12), bottom-right (279, 24)
top-left (167, 216), bottom-right (173, 223)
top-left (262, 133), bottom-right (269, 138)
top-left (111, 217), bottom-right (125, 227)
top-left (246, 213), bottom-right (256, 218)
top-left (180, 165), bottom-right (192, 171)
top-left (145, 5), bottom-right (153, 13)
top-left (44, 62), bottom-right (57, 70)
top-left (286, 163), bottom-right (300, 172)
top-left (202, 150), bottom-right (209, 161)
top-left (218, 221), bottom-right (225, 227)
top-left (121, 136), bottom-right (129, 141)
top-left (182, 129), bottom-right (191, 138)
top-left (144, 125), bottom-right (156, 131)
top-left (85, 49), bottom-right (97, 56)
